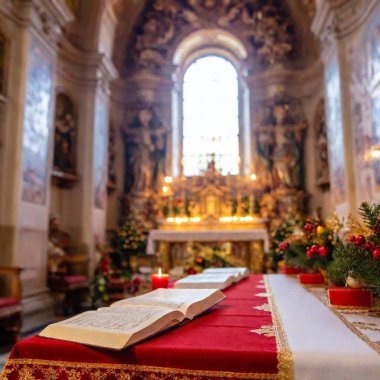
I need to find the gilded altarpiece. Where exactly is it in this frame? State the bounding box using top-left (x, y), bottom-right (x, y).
top-left (21, 37), bottom-right (53, 205)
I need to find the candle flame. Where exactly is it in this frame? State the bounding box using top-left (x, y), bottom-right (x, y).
top-left (158, 267), bottom-right (162, 277)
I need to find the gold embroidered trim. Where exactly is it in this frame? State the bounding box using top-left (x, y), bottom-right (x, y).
top-left (306, 288), bottom-right (380, 357)
top-left (254, 303), bottom-right (272, 312)
top-left (351, 322), bottom-right (380, 331)
top-left (0, 358), bottom-right (279, 380)
top-left (264, 276), bottom-right (294, 380)
top-left (256, 292), bottom-right (272, 298)
top-left (250, 325), bottom-right (276, 337)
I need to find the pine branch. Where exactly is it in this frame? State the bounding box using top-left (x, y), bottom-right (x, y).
top-left (359, 202), bottom-right (380, 233)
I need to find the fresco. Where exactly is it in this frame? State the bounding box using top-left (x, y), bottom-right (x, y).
top-left (94, 96), bottom-right (108, 210)
top-left (325, 59), bottom-right (346, 205)
top-left (21, 37), bottom-right (53, 205)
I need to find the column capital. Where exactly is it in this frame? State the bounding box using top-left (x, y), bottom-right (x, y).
top-left (312, 0), bottom-right (377, 44)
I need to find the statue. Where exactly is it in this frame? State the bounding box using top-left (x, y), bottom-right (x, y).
top-left (53, 93), bottom-right (77, 173)
top-left (272, 128), bottom-right (302, 189)
top-left (47, 215), bottom-right (70, 275)
top-left (124, 101), bottom-right (168, 194)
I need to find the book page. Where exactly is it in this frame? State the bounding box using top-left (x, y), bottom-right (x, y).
top-left (174, 273), bottom-right (234, 289)
top-left (39, 307), bottom-right (183, 350)
top-left (111, 288), bottom-right (224, 317)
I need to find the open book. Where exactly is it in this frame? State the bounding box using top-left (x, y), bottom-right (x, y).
top-left (39, 288), bottom-right (225, 350)
top-left (203, 267), bottom-right (250, 281)
top-left (174, 273), bottom-right (236, 289)
top-left (174, 267), bottom-right (250, 289)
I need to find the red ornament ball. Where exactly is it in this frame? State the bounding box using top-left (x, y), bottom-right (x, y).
top-left (364, 242), bottom-right (374, 251)
top-left (355, 235), bottom-right (366, 246)
top-left (311, 244), bottom-right (320, 254)
top-left (373, 249), bottom-right (380, 258)
top-left (279, 241), bottom-right (290, 251)
top-left (319, 246), bottom-right (329, 257)
top-left (348, 235), bottom-right (357, 243)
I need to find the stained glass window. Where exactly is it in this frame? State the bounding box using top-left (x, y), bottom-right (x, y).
top-left (182, 55), bottom-right (240, 176)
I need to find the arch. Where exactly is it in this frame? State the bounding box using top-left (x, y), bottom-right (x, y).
top-left (173, 29), bottom-right (248, 71)
top-left (171, 29), bottom-right (251, 178)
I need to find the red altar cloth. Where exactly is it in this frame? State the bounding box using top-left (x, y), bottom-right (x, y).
top-left (2, 276), bottom-right (289, 380)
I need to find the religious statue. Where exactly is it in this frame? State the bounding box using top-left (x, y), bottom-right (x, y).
top-left (53, 93), bottom-right (77, 174)
top-left (47, 215), bottom-right (70, 275)
top-left (272, 128), bottom-right (302, 189)
top-left (124, 101), bottom-right (168, 194)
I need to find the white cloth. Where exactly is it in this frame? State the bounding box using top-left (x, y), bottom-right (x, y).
top-left (267, 275), bottom-right (380, 380)
top-left (146, 228), bottom-right (269, 255)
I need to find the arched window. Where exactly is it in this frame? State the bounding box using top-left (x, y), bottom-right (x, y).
top-left (182, 55), bottom-right (240, 176)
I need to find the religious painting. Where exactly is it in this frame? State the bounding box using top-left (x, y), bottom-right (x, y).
top-left (21, 37), bottom-right (53, 205)
top-left (324, 60), bottom-right (346, 205)
top-left (53, 93), bottom-right (77, 174)
top-left (0, 33), bottom-right (5, 95)
top-left (94, 96), bottom-right (108, 209)
top-left (314, 99), bottom-right (330, 189)
top-left (108, 125), bottom-right (117, 190)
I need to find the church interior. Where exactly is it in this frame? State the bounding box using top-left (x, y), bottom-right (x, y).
top-left (1, 0), bottom-right (380, 379)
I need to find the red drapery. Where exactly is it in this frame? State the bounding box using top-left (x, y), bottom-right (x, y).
top-left (1, 275), bottom-right (292, 380)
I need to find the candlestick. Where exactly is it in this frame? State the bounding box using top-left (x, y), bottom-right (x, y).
top-left (151, 267), bottom-right (169, 290)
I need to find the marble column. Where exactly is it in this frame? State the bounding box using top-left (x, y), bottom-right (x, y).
top-left (311, 0), bottom-right (378, 216)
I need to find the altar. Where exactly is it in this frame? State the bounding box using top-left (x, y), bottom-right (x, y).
top-left (148, 156), bottom-right (270, 273)
top-left (147, 227), bottom-right (269, 274)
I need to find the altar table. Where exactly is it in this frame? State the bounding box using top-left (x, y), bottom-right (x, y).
top-left (147, 229), bottom-right (269, 273)
top-left (2, 275), bottom-right (380, 380)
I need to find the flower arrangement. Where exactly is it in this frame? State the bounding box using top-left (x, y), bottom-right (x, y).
top-left (113, 217), bottom-right (148, 270)
top-left (185, 243), bottom-right (245, 274)
top-left (328, 202), bottom-right (380, 294)
top-left (278, 214), bottom-right (341, 272)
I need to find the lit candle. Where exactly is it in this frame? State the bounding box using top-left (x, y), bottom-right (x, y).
top-left (151, 267), bottom-right (169, 290)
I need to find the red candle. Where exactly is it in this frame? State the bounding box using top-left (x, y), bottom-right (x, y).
top-left (151, 268), bottom-right (169, 290)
